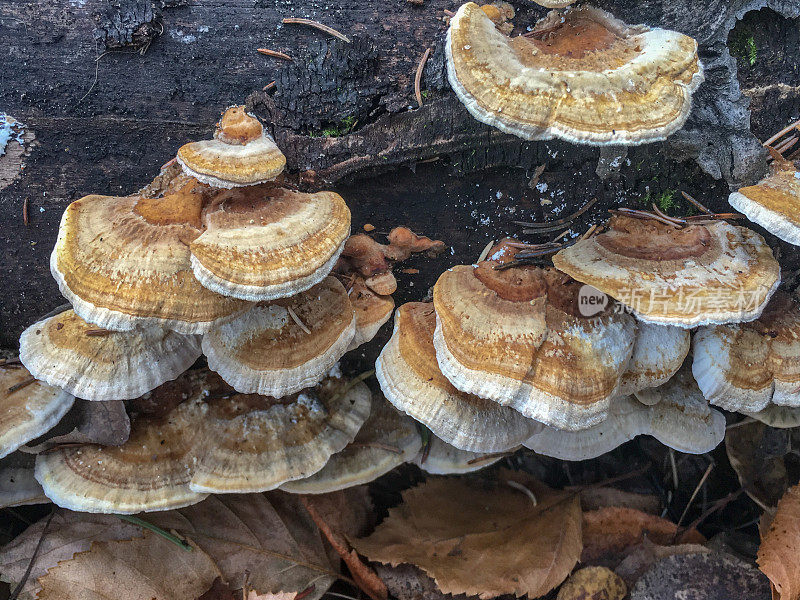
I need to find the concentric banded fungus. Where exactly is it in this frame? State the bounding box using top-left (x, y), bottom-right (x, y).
top-left (525, 368), bottom-right (725, 459)
top-left (19, 309), bottom-right (202, 401)
top-left (0, 453), bottom-right (47, 508)
top-left (446, 2), bottom-right (704, 145)
top-left (377, 302), bottom-right (541, 452)
top-left (1, 366), bottom-right (74, 459)
top-left (433, 262), bottom-right (636, 430)
top-left (176, 105), bottom-right (286, 188)
top-left (552, 215), bottom-right (780, 328)
top-left (415, 435), bottom-right (504, 474)
top-left (346, 277), bottom-right (395, 351)
top-left (744, 405), bottom-right (800, 429)
top-left (202, 277), bottom-right (356, 397)
top-left (617, 322), bottom-right (690, 398)
top-left (189, 186), bottom-right (351, 300)
top-left (35, 372), bottom-right (371, 513)
top-left (729, 166), bottom-right (800, 246)
top-left (692, 291), bottom-right (800, 412)
top-left (50, 188), bottom-right (249, 333)
top-left (281, 397), bottom-right (421, 494)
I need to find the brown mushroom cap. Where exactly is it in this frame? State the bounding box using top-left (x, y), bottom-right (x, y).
top-left (617, 322), bottom-right (690, 397)
top-left (34, 371), bottom-right (371, 513)
top-left (1, 366), bottom-right (75, 459)
top-left (414, 435), bottom-right (505, 474)
top-left (526, 367), bottom-right (725, 458)
top-left (177, 106), bottom-right (286, 188)
top-left (19, 309), bottom-right (202, 401)
top-left (189, 186), bottom-right (351, 301)
top-left (280, 397), bottom-right (422, 494)
top-left (552, 216), bottom-right (780, 328)
top-left (432, 263), bottom-right (636, 430)
top-left (446, 3), bottom-right (703, 144)
top-left (377, 302), bottom-right (542, 451)
top-left (50, 189), bottom-right (250, 333)
top-left (692, 291), bottom-right (800, 412)
top-left (729, 166), bottom-right (800, 246)
top-left (202, 277), bottom-right (356, 398)
top-left (345, 278), bottom-right (395, 351)
top-left (0, 453), bottom-right (48, 509)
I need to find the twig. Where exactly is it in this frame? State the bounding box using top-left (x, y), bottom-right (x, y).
top-left (506, 480), bottom-right (538, 506)
top-left (296, 585), bottom-right (317, 600)
top-left (764, 117), bottom-right (800, 147)
top-left (85, 328), bottom-right (111, 337)
top-left (669, 448), bottom-right (679, 490)
top-left (0, 358), bottom-right (22, 367)
top-left (652, 203), bottom-right (686, 224)
top-left (415, 47), bottom-right (432, 108)
top-left (675, 488), bottom-right (744, 542)
top-left (350, 442), bottom-right (403, 454)
top-left (287, 306), bottom-right (311, 334)
top-left (263, 80), bottom-right (276, 91)
top-left (681, 191), bottom-right (713, 215)
top-left (466, 450), bottom-right (515, 465)
top-left (610, 208), bottom-right (681, 228)
top-left (677, 462), bottom-right (714, 526)
top-left (515, 197), bottom-right (597, 230)
top-left (160, 156), bottom-right (177, 171)
top-left (257, 48), bottom-right (293, 60)
top-left (8, 508), bottom-right (55, 600)
top-left (550, 228), bottom-right (572, 243)
top-left (23, 198), bottom-right (29, 226)
top-left (477, 239), bottom-right (495, 262)
top-left (775, 135), bottom-right (798, 155)
top-left (119, 515), bottom-right (192, 552)
top-left (329, 370), bottom-right (375, 406)
top-left (282, 18), bottom-right (350, 43)
top-left (579, 224), bottom-right (598, 241)
top-left (8, 377), bottom-right (36, 395)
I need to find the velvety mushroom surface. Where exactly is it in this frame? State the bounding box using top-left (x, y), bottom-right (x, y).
top-left (19, 309), bottom-right (202, 401)
top-left (729, 166), bottom-right (800, 246)
top-left (377, 302), bottom-right (541, 451)
top-left (552, 216), bottom-right (780, 328)
top-left (177, 105), bottom-right (286, 188)
top-left (433, 263), bottom-right (636, 430)
top-left (34, 371), bottom-right (371, 513)
top-left (202, 277), bottom-right (356, 398)
top-left (692, 291), bottom-right (800, 412)
top-left (446, 2), bottom-right (703, 144)
top-left (281, 397), bottom-right (421, 494)
top-left (189, 185), bottom-right (351, 301)
top-left (50, 186), bottom-right (250, 333)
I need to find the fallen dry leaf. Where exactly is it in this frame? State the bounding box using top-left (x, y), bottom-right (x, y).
top-left (301, 489), bottom-right (388, 600)
top-left (197, 577), bottom-right (238, 600)
top-left (726, 420), bottom-right (791, 509)
top-left (582, 507), bottom-right (704, 564)
top-left (37, 531), bottom-right (221, 600)
top-left (25, 400), bottom-right (130, 450)
top-left (556, 566), bottom-right (626, 600)
top-left (574, 486), bottom-right (660, 514)
top-left (352, 476), bottom-right (582, 599)
top-left (758, 483), bottom-right (800, 600)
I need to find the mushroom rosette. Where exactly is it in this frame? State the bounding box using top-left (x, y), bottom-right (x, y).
top-left (377, 302), bottom-right (542, 452)
top-left (446, 2), bottom-right (703, 144)
top-left (177, 105), bottom-right (286, 188)
top-left (692, 291), bottom-right (800, 412)
top-left (433, 260), bottom-right (636, 430)
top-left (202, 277), bottom-right (356, 398)
top-left (35, 371), bottom-right (371, 513)
top-left (19, 309), bottom-right (201, 401)
top-left (552, 215), bottom-right (780, 328)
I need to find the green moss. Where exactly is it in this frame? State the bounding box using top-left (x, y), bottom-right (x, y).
top-left (655, 189), bottom-right (677, 212)
top-left (311, 115), bottom-right (358, 138)
top-left (730, 29), bottom-right (757, 67)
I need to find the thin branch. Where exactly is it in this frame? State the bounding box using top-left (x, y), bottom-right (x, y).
top-left (119, 515), bottom-right (192, 552)
top-left (282, 18), bottom-right (350, 43)
top-left (415, 47), bottom-right (432, 108)
top-left (514, 197), bottom-right (597, 230)
top-left (9, 509), bottom-right (55, 600)
top-left (677, 462), bottom-right (714, 526)
top-left (681, 191), bottom-right (713, 215)
top-left (257, 48), bottom-right (293, 60)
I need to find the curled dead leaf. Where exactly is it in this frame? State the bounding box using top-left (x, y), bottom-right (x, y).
top-left (758, 483), bottom-right (800, 600)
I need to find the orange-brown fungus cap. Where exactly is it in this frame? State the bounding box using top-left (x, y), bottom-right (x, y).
top-left (50, 190), bottom-right (250, 333)
top-left (189, 185), bottom-right (351, 301)
top-left (346, 276), bottom-right (395, 351)
top-left (552, 215), bottom-right (780, 328)
top-left (433, 263), bottom-right (636, 430)
top-left (177, 106), bottom-right (286, 188)
top-left (729, 165), bottom-right (800, 246)
top-left (693, 291), bottom-right (800, 412)
top-left (446, 3), bottom-right (703, 144)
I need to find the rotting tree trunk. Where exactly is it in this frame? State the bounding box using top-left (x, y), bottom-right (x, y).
top-left (1, 0), bottom-right (800, 349)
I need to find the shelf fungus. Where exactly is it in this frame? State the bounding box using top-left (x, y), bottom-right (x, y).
top-left (19, 309), bottom-right (202, 401)
top-left (617, 322), bottom-right (690, 399)
top-left (692, 291), bottom-right (800, 413)
top-left (377, 302), bottom-right (542, 452)
top-left (176, 105), bottom-right (286, 188)
top-left (189, 186), bottom-right (351, 301)
top-left (202, 277), bottom-right (356, 398)
top-left (34, 371), bottom-right (371, 513)
top-left (1, 365), bottom-right (74, 458)
top-left (729, 165), bottom-right (800, 246)
top-left (744, 404), bottom-right (800, 429)
top-left (552, 215), bottom-right (781, 328)
top-left (432, 260), bottom-right (636, 431)
top-left (345, 276), bottom-right (395, 351)
top-left (281, 397), bottom-right (421, 494)
top-left (414, 435), bottom-right (505, 475)
top-left (525, 368), bottom-right (725, 459)
top-left (50, 186), bottom-right (250, 334)
top-left (445, 2), bottom-right (704, 145)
